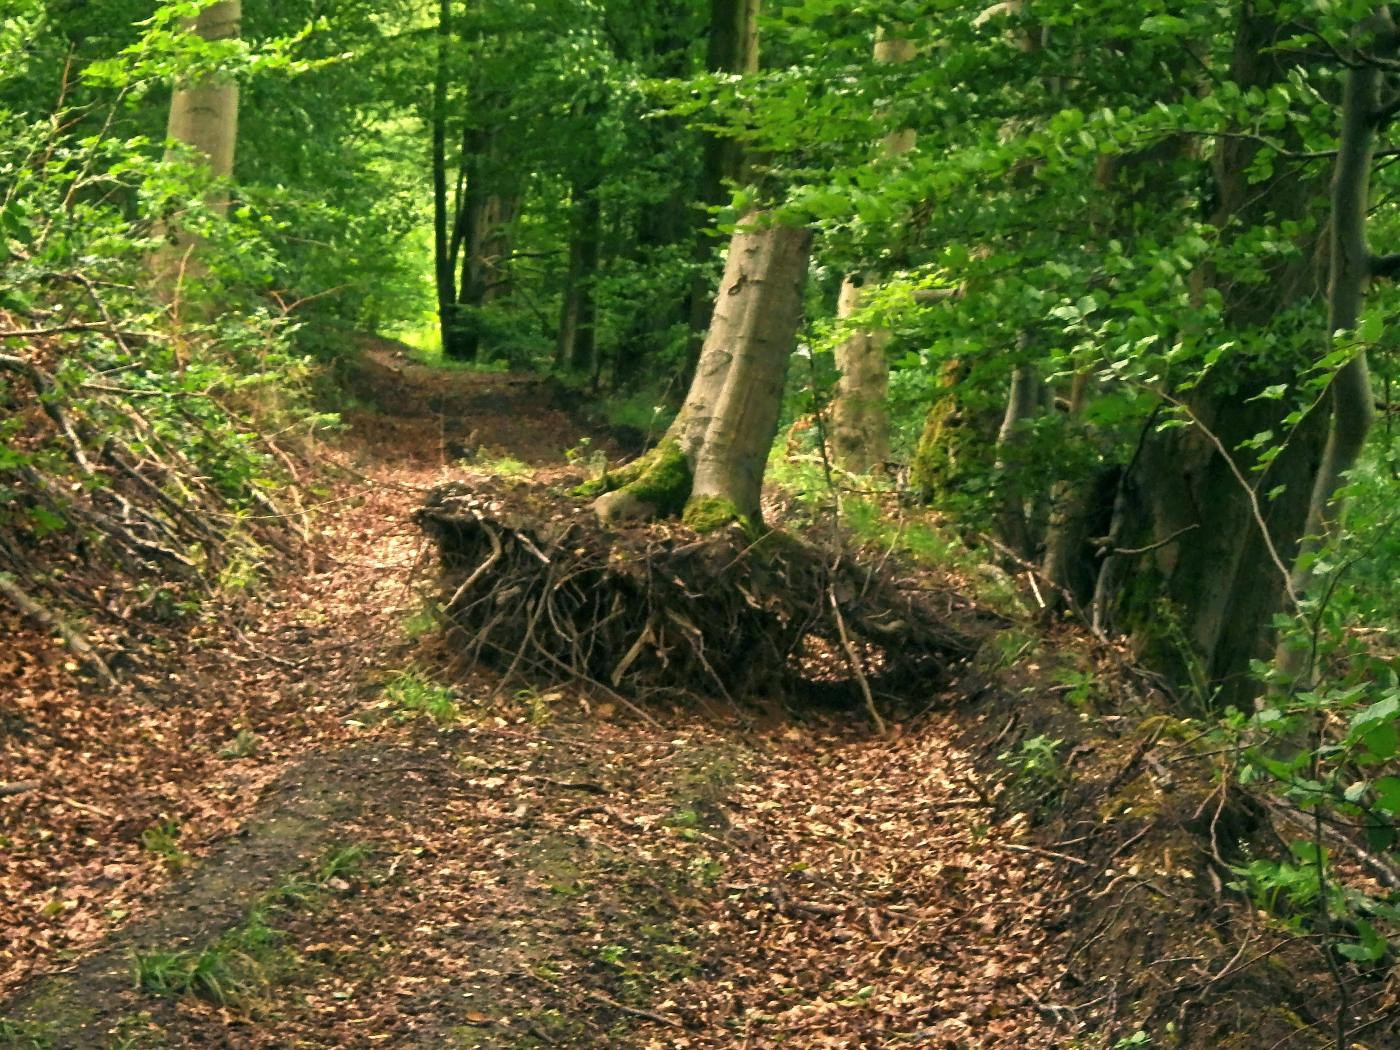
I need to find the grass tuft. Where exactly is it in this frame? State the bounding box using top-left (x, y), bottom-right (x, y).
top-left (383, 670), bottom-right (461, 726)
top-left (131, 844), bottom-right (369, 1009)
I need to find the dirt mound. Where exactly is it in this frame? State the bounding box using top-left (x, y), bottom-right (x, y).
top-left (415, 478), bottom-right (974, 712)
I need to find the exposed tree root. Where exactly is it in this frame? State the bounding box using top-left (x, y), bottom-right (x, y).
top-left (416, 479), bottom-right (974, 709)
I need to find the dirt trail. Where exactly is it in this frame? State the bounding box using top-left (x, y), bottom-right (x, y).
top-left (2, 340), bottom-right (1072, 1048)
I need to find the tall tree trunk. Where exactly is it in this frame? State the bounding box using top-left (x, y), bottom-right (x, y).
top-left (1039, 372), bottom-right (1097, 606)
top-left (1040, 139), bottom-right (1192, 606)
top-left (687, 222), bottom-right (812, 525)
top-left (683, 0), bottom-right (761, 371)
top-left (1095, 12), bottom-right (1329, 708)
top-left (592, 214), bottom-right (811, 529)
top-left (830, 29), bottom-right (915, 474)
top-left (432, 0), bottom-right (466, 360)
top-left (557, 180), bottom-right (602, 373)
top-left (150, 0), bottom-right (241, 297)
top-left (455, 133), bottom-right (520, 362)
top-left (587, 2), bottom-right (810, 532)
top-left (986, 4), bottom-right (1049, 556)
top-left (830, 278), bottom-right (892, 472)
top-left (1276, 10), bottom-right (1392, 681)
top-left (994, 359), bottom-right (1042, 559)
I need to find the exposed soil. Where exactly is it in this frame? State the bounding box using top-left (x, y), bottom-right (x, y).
top-left (2, 337), bottom-right (1387, 1049)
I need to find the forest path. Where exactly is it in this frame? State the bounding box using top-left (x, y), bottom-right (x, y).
top-left (2, 340), bottom-right (1067, 1049)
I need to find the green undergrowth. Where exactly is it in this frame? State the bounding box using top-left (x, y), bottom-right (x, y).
top-left (381, 669), bottom-right (462, 726)
top-left (0, 95), bottom-right (334, 632)
top-left (559, 376), bottom-right (677, 445)
top-left (0, 1019), bottom-right (52, 1050)
top-left (473, 452), bottom-right (533, 478)
top-left (766, 453), bottom-right (1021, 610)
top-left (130, 845), bottom-right (368, 1009)
top-left (407, 342), bottom-right (512, 373)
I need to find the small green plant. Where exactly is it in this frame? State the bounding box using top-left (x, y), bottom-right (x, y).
top-left (216, 549), bottom-right (264, 595)
top-left (402, 603), bottom-right (439, 640)
top-left (0, 1018), bottom-right (54, 1049)
top-left (837, 984), bottom-right (876, 1008)
top-left (1232, 845), bottom-right (1327, 920)
top-left (139, 820), bottom-right (189, 871)
top-left (688, 854), bottom-right (724, 886)
top-left (982, 629), bottom-right (1039, 673)
top-left (675, 749), bottom-right (743, 804)
top-left (133, 912), bottom-right (289, 1006)
top-left (1053, 667), bottom-right (1101, 710)
top-left (1227, 839), bottom-right (1388, 964)
top-left (997, 735), bottom-right (1067, 815)
top-left (598, 943), bottom-right (630, 968)
top-left (474, 451), bottom-right (531, 478)
top-left (317, 843), bottom-right (368, 882)
top-left (263, 843), bottom-right (368, 910)
top-left (514, 686), bottom-right (557, 725)
top-left (565, 436), bottom-right (609, 481)
top-left (1114, 1033), bottom-right (1153, 1049)
top-left (132, 846), bottom-right (367, 1008)
top-left (218, 729), bottom-right (260, 759)
top-left (667, 806), bottom-right (700, 830)
top-left (107, 1011), bottom-right (164, 1050)
top-left (383, 670), bottom-right (461, 726)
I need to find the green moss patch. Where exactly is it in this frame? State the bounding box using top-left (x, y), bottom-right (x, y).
top-left (681, 495), bottom-right (747, 533)
top-left (575, 440), bottom-right (693, 520)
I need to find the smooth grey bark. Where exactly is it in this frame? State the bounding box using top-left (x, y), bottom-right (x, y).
top-left (830, 29), bottom-right (915, 474)
top-left (163, 0), bottom-right (241, 200)
top-left (1277, 10), bottom-right (1392, 680)
top-left (686, 220), bottom-right (813, 522)
top-left (994, 361), bottom-right (1042, 559)
top-left (594, 213), bottom-right (812, 527)
top-left (830, 278), bottom-right (892, 473)
top-left (593, 0), bottom-right (812, 530)
top-left (683, 0), bottom-right (762, 368)
top-left (151, 0), bottom-right (241, 297)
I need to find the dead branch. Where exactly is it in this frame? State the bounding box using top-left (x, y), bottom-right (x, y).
top-left (0, 573), bottom-right (116, 685)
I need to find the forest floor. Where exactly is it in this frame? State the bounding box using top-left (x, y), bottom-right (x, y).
top-left (0, 339), bottom-right (1375, 1048)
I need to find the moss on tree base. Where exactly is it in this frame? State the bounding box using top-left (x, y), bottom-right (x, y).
top-left (588, 440), bottom-right (692, 523)
top-left (682, 495), bottom-right (755, 534)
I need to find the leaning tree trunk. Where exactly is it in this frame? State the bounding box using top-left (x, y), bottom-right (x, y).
top-left (829, 28), bottom-right (916, 474)
top-left (1095, 11), bottom-right (1329, 708)
top-left (591, 214), bottom-right (811, 530)
top-left (683, 0), bottom-right (762, 370)
top-left (150, 0), bottom-right (241, 298)
top-left (1039, 136), bottom-right (1195, 607)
